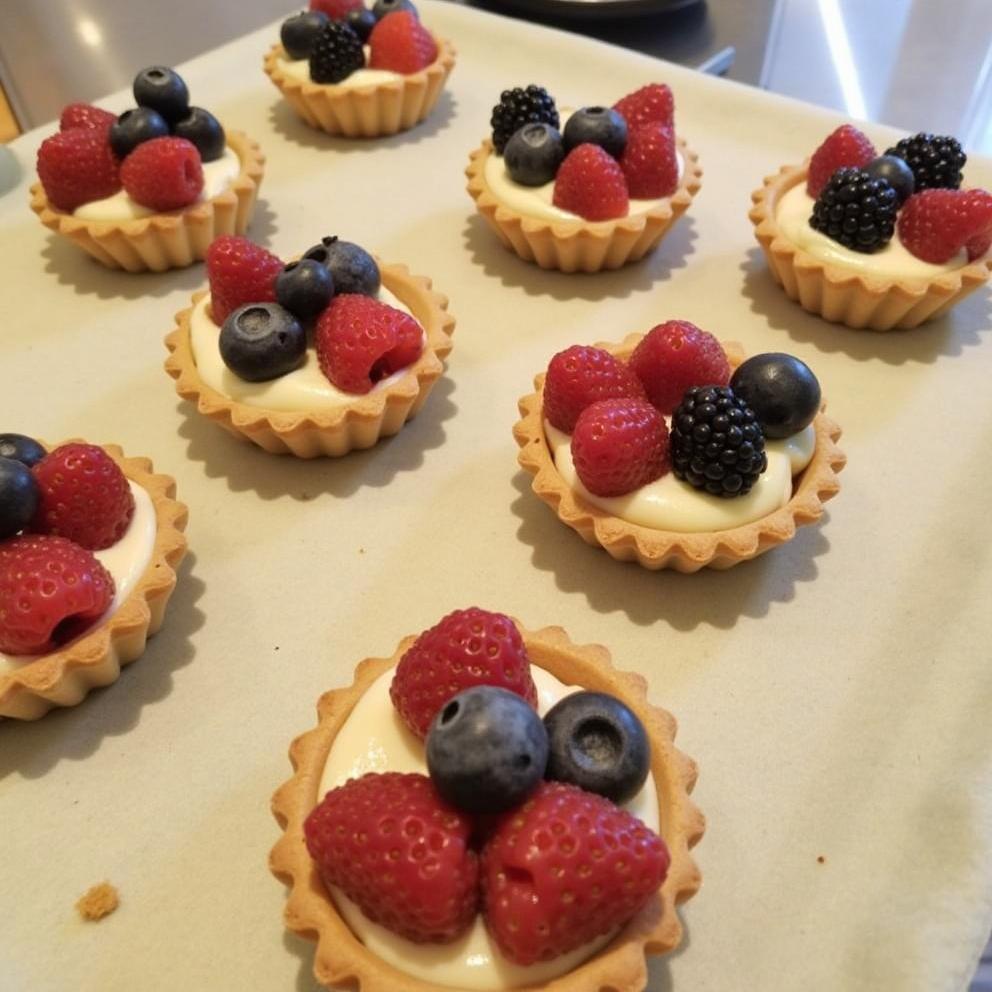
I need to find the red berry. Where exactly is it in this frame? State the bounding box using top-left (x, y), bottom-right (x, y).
top-left (613, 83), bottom-right (675, 130)
top-left (120, 136), bottom-right (204, 212)
top-left (571, 398), bottom-right (670, 498)
top-left (309, 0), bottom-right (363, 16)
top-left (205, 236), bottom-right (284, 326)
top-left (369, 11), bottom-right (438, 73)
top-left (481, 781), bottom-right (670, 966)
top-left (807, 124), bottom-right (876, 199)
top-left (543, 345), bottom-right (646, 433)
top-left (628, 320), bottom-right (730, 415)
top-left (31, 444), bottom-right (135, 551)
top-left (36, 129), bottom-right (121, 212)
top-left (619, 123), bottom-right (678, 199)
top-left (315, 294), bottom-right (424, 394)
top-left (304, 772), bottom-right (479, 943)
top-left (552, 144), bottom-right (629, 222)
top-left (0, 535), bottom-right (115, 655)
top-left (59, 103), bottom-right (116, 133)
top-left (897, 188), bottom-right (992, 264)
top-left (389, 607), bottom-right (537, 740)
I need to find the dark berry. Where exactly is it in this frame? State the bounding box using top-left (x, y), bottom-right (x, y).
top-left (426, 686), bottom-right (548, 814)
top-left (345, 7), bottom-right (377, 41)
top-left (281, 10), bottom-right (330, 59)
top-left (503, 123), bottom-right (565, 186)
top-left (219, 303), bottom-right (306, 382)
top-left (171, 107), bottom-right (225, 163)
top-left (729, 354), bottom-right (821, 439)
top-left (275, 259), bottom-right (335, 321)
top-left (303, 236), bottom-right (380, 296)
top-left (109, 107), bottom-right (169, 159)
top-left (372, 0), bottom-right (417, 18)
top-left (884, 133), bottom-right (966, 192)
top-left (671, 385), bottom-right (768, 498)
top-left (863, 155), bottom-right (915, 204)
top-left (543, 692), bottom-right (650, 805)
top-left (491, 85), bottom-right (559, 155)
top-left (809, 167), bottom-right (898, 253)
top-left (309, 21), bottom-right (365, 84)
top-left (0, 457), bottom-right (39, 540)
top-left (132, 66), bottom-right (190, 125)
top-left (0, 434), bottom-right (46, 468)
top-left (562, 106), bottom-right (628, 159)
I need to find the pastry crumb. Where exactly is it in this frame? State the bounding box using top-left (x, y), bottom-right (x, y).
top-left (816, 855), bottom-right (826, 864)
top-left (76, 882), bottom-right (119, 921)
top-left (358, 547), bottom-right (365, 554)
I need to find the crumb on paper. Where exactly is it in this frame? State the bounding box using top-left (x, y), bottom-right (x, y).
top-left (358, 547), bottom-right (365, 555)
top-left (76, 882), bottom-right (119, 921)
top-left (817, 856), bottom-right (826, 864)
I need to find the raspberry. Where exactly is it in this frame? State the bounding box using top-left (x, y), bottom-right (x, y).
top-left (205, 235), bottom-right (284, 325)
top-left (481, 782), bottom-right (670, 966)
top-left (570, 398), bottom-right (670, 498)
top-left (119, 136), bottom-right (203, 212)
top-left (806, 124), bottom-right (877, 199)
top-left (59, 103), bottom-right (116, 133)
top-left (369, 11), bottom-right (437, 74)
top-left (885, 133), bottom-right (966, 192)
top-left (619, 122), bottom-right (678, 198)
top-left (543, 345), bottom-right (645, 433)
top-left (491, 85), bottom-right (559, 155)
top-left (309, 20), bottom-right (365, 84)
top-left (628, 320), bottom-right (730, 415)
top-left (305, 772), bottom-right (478, 943)
top-left (897, 188), bottom-right (992, 264)
top-left (309, 0), bottom-right (363, 17)
top-left (613, 83), bottom-right (674, 131)
top-left (389, 607), bottom-right (537, 740)
top-left (0, 535), bottom-right (115, 655)
top-left (315, 294), bottom-right (424, 394)
top-left (36, 128), bottom-right (121, 213)
top-left (552, 144), bottom-right (629, 222)
top-left (32, 444), bottom-right (135, 551)
top-left (810, 167), bottom-right (898, 253)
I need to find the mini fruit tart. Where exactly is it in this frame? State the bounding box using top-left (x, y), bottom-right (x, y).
top-left (271, 606), bottom-right (703, 991)
top-left (514, 322), bottom-right (846, 572)
top-left (749, 125), bottom-right (992, 330)
top-left (264, 1), bottom-right (456, 138)
top-left (466, 83), bottom-right (702, 273)
top-left (164, 234), bottom-right (455, 457)
top-left (0, 435), bottom-right (188, 720)
top-left (30, 65), bottom-right (265, 273)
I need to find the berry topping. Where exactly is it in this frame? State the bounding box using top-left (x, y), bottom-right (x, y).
top-left (275, 259), bottom-right (335, 321)
top-left (37, 129), bottom-right (121, 213)
top-left (562, 106), bottom-right (628, 159)
top-left (491, 85), bottom-right (559, 155)
top-left (896, 188), bottom-right (992, 264)
top-left (310, 19), bottom-right (365, 84)
top-left (171, 107), bottom-right (226, 163)
top-left (303, 236), bottom-right (381, 296)
top-left (304, 772), bottom-right (478, 944)
top-left (503, 123), bottom-right (565, 187)
top-left (120, 136), bottom-right (204, 212)
top-left (806, 124), bottom-right (876, 199)
top-left (0, 434), bottom-right (46, 468)
top-left (613, 83), bottom-right (674, 131)
top-left (0, 457), bottom-right (39, 541)
top-left (543, 691), bottom-right (650, 804)
top-left (205, 235), bottom-right (284, 325)
top-left (571, 398), bottom-right (670, 498)
top-left (0, 535), bottom-right (115, 656)
top-left (628, 320), bottom-right (730, 415)
top-left (132, 66), bottom-right (190, 125)
top-left (346, 6), bottom-right (378, 41)
top-left (281, 9), bottom-right (330, 60)
top-left (368, 11), bottom-right (437, 73)
top-left (389, 607), bottom-right (538, 740)
top-left (481, 781), bottom-right (670, 966)
top-left (885, 132), bottom-right (966, 192)
top-left (729, 353), bottom-right (821, 439)
top-left (309, 0), bottom-right (364, 17)
top-left (373, 0), bottom-right (418, 18)
top-left (59, 103), bottom-right (116, 133)
top-left (552, 144), bottom-right (629, 221)
top-left (32, 444), bottom-right (135, 551)
top-left (864, 154), bottom-right (915, 204)
top-left (426, 685), bottom-right (549, 814)
top-left (219, 303), bottom-right (307, 382)
top-left (809, 166), bottom-right (898, 254)
top-left (619, 122), bottom-right (678, 198)
top-left (543, 345), bottom-right (646, 433)
top-left (109, 107), bottom-right (170, 159)
top-left (315, 294), bottom-right (423, 394)
top-left (670, 386), bottom-right (767, 498)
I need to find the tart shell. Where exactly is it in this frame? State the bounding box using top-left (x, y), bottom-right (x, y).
top-left (749, 163), bottom-right (992, 331)
top-left (29, 131), bottom-right (265, 274)
top-left (514, 338), bottom-right (846, 572)
top-left (465, 137), bottom-right (702, 273)
top-left (0, 444), bottom-right (188, 721)
top-left (270, 621), bottom-right (704, 992)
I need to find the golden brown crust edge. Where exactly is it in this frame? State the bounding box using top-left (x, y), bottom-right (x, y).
top-left (0, 443), bottom-right (189, 720)
top-left (513, 337), bottom-right (846, 573)
top-left (269, 622), bottom-right (704, 992)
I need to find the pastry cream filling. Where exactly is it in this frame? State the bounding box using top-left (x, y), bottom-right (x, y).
top-left (277, 52), bottom-right (401, 88)
top-left (72, 147), bottom-right (241, 221)
top-left (545, 419), bottom-right (815, 533)
top-left (319, 666), bottom-right (661, 991)
top-left (0, 481), bottom-right (156, 672)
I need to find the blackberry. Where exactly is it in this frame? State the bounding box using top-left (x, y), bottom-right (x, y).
top-left (671, 386), bottom-right (767, 498)
top-left (491, 85), bottom-right (559, 154)
top-left (884, 133), bottom-right (965, 191)
top-left (309, 21), bottom-right (365, 85)
top-left (809, 167), bottom-right (898, 253)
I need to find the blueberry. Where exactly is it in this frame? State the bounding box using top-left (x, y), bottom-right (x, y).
top-left (543, 692), bottom-right (649, 805)
top-left (109, 107), bottom-right (169, 159)
top-left (0, 456), bottom-right (39, 540)
top-left (132, 66), bottom-right (190, 125)
top-left (729, 353), bottom-right (821, 439)
top-left (171, 107), bottom-right (225, 163)
top-left (0, 433), bottom-right (46, 468)
top-left (504, 123), bottom-right (565, 187)
top-left (303, 236), bottom-right (380, 297)
top-left (373, 0), bottom-right (417, 19)
top-left (219, 303), bottom-right (306, 382)
top-left (346, 8), bottom-right (377, 41)
top-left (426, 686), bottom-right (548, 814)
top-left (281, 10), bottom-right (330, 59)
top-left (563, 107), bottom-right (628, 159)
top-left (864, 154), bottom-right (916, 204)
top-left (276, 259), bottom-right (335, 321)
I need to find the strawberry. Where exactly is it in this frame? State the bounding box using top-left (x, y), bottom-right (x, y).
top-left (369, 11), bottom-right (438, 74)
top-left (619, 122), bottom-right (678, 198)
top-left (59, 103), bottom-right (116, 133)
top-left (315, 294), bottom-right (423, 394)
top-left (119, 136), bottom-right (203, 212)
top-left (613, 83), bottom-right (674, 130)
top-left (304, 772), bottom-right (479, 943)
top-left (309, 0), bottom-right (363, 17)
top-left (205, 236), bottom-right (284, 325)
top-left (806, 124), bottom-right (876, 199)
top-left (897, 188), bottom-right (992, 263)
top-left (36, 128), bottom-right (121, 213)
top-left (389, 607), bottom-right (537, 740)
top-left (543, 345), bottom-right (646, 433)
top-left (570, 398), bottom-right (670, 498)
top-left (0, 535), bottom-right (114, 655)
top-left (552, 144), bottom-right (629, 222)
top-left (481, 782), bottom-right (670, 965)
